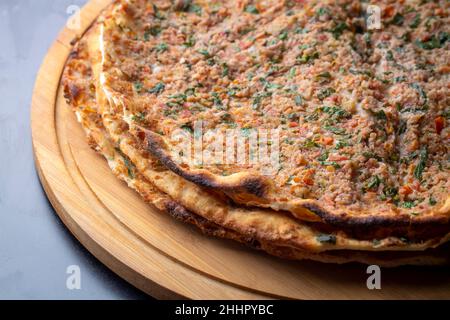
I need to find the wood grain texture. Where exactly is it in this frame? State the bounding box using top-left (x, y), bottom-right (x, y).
top-left (31, 0), bottom-right (450, 299)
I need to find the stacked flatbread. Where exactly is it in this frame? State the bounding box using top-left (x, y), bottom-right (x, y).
top-left (62, 0), bottom-right (450, 266)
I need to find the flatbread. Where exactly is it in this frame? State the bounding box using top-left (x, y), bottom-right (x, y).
top-left (96, 0), bottom-right (449, 238)
top-left (62, 28), bottom-right (450, 266)
top-left (61, 1), bottom-right (450, 266)
top-left (63, 22), bottom-right (450, 255)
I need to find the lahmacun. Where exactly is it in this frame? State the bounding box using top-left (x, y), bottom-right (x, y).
top-left (62, 0), bottom-right (450, 265)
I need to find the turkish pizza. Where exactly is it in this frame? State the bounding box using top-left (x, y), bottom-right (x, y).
top-left (62, 0), bottom-right (450, 266)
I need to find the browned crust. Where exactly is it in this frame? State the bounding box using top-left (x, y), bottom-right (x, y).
top-left (139, 128), bottom-right (268, 199)
top-left (162, 198), bottom-right (450, 267)
top-left (137, 126), bottom-right (450, 240)
top-left (162, 199), bottom-right (262, 250)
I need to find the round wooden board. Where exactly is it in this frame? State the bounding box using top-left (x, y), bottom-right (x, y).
top-left (31, 0), bottom-right (450, 300)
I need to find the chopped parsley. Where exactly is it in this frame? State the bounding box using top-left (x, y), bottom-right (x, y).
top-left (386, 50), bottom-right (394, 61)
top-left (245, 5), bottom-right (259, 14)
top-left (410, 14), bottom-right (421, 28)
top-left (390, 13), bottom-right (404, 26)
top-left (370, 109), bottom-right (387, 121)
top-left (365, 175), bottom-right (381, 191)
top-left (240, 127), bottom-right (253, 137)
top-left (148, 82), bottom-right (165, 95)
top-left (329, 22), bottom-right (348, 39)
top-left (183, 35), bottom-right (196, 47)
top-left (115, 148), bottom-right (134, 179)
top-left (320, 161), bottom-right (341, 169)
top-left (402, 201), bottom-right (416, 209)
top-left (168, 92), bottom-right (188, 106)
top-left (144, 26), bottom-right (161, 40)
top-left (413, 148), bottom-right (428, 180)
top-left (180, 123), bottom-right (194, 134)
top-left (188, 4), bottom-right (202, 15)
top-left (288, 67), bottom-right (296, 78)
top-left (410, 83), bottom-right (427, 105)
top-left (319, 105), bottom-right (350, 123)
top-left (131, 112), bottom-right (146, 123)
top-left (415, 32), bottom-right (449, 50)
top-left (397, 120), bottom-right (407, 135)
top-left (380, 185), bottom-right (399, 202)
top-left (294, 95), bottom-right (304, 106)
top-left (133, 81), bottom-right (143, 93)
top-left (222, 63), bottom-right (229, 77)
top-left (349, 68), bottom-right (373, 77)
top-left (152, 4), bottom-right (165, 20)
top-left (316, 7), bottom-right (329, 16)
top-left (429, 197), bottom-right (437, 206)
top-left (220, 113), bottom-right (235, 126)
top-left (362, 151), bottom-right (382, 161)
top-left (197, 49), bottom-right (211, 58)
top-left (394, 75), bottom-right (407, 83)
top-left (335, 140), bottom-right (349, 150)
top-left (303, 138), bottom-right (320, 148)
top-left (297, 52), bottom-right (319, 64)
top-left (323, 125), bottom-right (346, 135)
top-left (211, 92), bottom-right (223, 108)
top-left (317, 150), bottom-right (329, 162)
top-left (279, 29), bottom-right (289, 41)
top-left (155, 43), bottom-right (168, 53)
top-left (252, 91), bottom-right (272, 109)
top-left (317, 87), bottom-right (335, 100)
top-left (317, 71), bottom-right (332, 79)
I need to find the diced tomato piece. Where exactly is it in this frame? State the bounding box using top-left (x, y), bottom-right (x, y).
top-left (322, 136), bottom-right (334, 145)
top-left (289, 122), bottom-right (298, 127)
top-left (411, 181), bottom-right (421, 192)
top-left (328, 154), bottom-right (349, 161)
top-left (439, 65), bottom-right (450, 74)
top-left (303, 177), bottom-right (314, 186)
top-left (317, 34), bottom-right (328, 42)
top-left (435, 116), bottom-right (445, 135)
top-left (240, 40), bottom-right (253, 50)
top-left (399, 185), bottom-right (413, 196)
top-left (383, 5), bottom-right (395, 18)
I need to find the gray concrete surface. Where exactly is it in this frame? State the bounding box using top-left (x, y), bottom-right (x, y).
top-left (0, 0), bottom-right (148, 299)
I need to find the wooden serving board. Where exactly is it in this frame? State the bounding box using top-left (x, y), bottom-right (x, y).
top-left (31, 0), bottom-right (450, 299)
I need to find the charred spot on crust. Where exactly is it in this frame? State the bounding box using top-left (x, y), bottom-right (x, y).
top-left (68, 47), bottom-right (80, 58)
top-left (144, 129), bottom-right (267, 198)
top-left (136, 129), bottom-right (146, 142)
top-left (242, 177), bottom-right (267, 198)
top-left (70, 36), bottom-right (80, 46)
top-left (65, 83), bottom-right (82, 102)
top-left (303, 203), bottom-right (450, 241)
